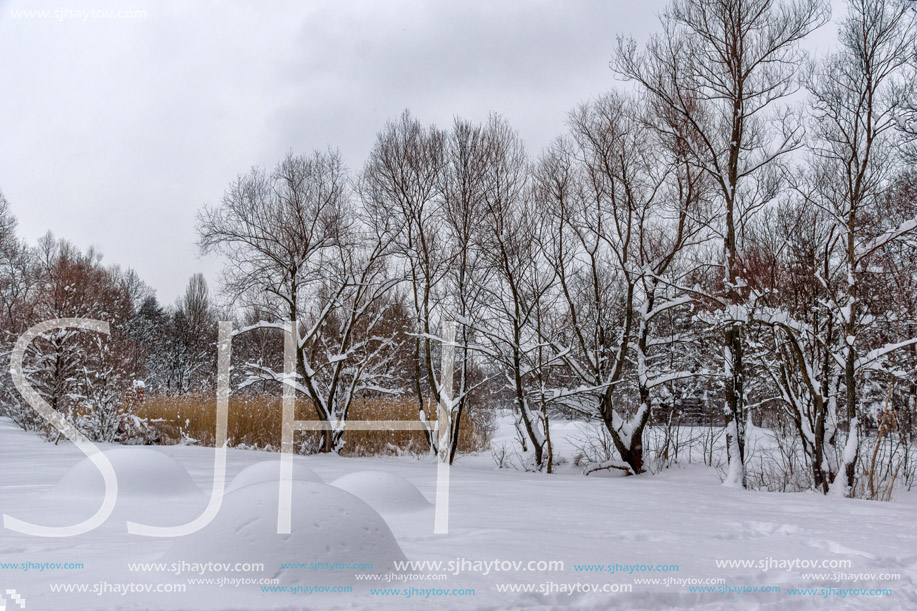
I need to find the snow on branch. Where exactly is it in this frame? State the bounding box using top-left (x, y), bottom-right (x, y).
top-left (855, 337), bottom-right (917, 372)
top-left (856, 218), bottom-right (917, 262)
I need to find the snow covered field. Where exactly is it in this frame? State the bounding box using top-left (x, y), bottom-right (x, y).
top-left (1, 417), bottom-right (915, 611)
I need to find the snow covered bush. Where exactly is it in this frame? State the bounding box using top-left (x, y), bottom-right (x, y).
top-left (1, 235), bottom-right (150, 443)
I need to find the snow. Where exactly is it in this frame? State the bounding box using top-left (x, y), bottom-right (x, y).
top-left (855, 337), bottom-right (917, 372)
top-left (722, 419), bottom-right (745, 489)
top-left (856, 218), bottom-right (917, 258)
top-left (331, 470), bottom-right (432, 514)
top-left (1, 417), bottom-right (916, 610)
top-left (227, 459), bottom-right (323, 492)
top-left (50, 447), bottom-right (202, 500)
top-left (166, 481), bottom-right (405, 572)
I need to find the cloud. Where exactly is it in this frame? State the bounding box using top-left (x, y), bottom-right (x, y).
top-left (0, 0), bottom-right (697, 303)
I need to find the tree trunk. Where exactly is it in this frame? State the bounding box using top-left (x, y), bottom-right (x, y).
top-left (723, 325), bottom-right (746, 487)
top-left (601, 395), bottom-right (650, 475)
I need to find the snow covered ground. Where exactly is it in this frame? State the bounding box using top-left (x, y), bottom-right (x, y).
top-left (1, 416), bottom-right (915, 610)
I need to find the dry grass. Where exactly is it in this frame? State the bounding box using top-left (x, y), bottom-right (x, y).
top-left (136, 394), bottom-right (487, 456)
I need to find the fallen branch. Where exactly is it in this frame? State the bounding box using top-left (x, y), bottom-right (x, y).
top-left (584, 460), bottom-right (635, 476)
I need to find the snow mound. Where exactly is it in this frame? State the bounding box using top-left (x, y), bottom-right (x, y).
top-left (166, 481), bottom-right (405, 571)
top-left (51, 448), bottom-right (201, 500)
top-left (330, 470), bottom-right (431, 513)
top-left (227, 460), bottom-right (323, 492)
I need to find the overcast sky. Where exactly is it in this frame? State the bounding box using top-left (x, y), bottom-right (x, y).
top-left (0, 0), bottom-right (843, 305)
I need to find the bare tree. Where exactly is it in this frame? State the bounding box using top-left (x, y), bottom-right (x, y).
top-left (199, 150), bottom-right (400, 452)
top-left (801, 0), bottom-right (917, 495)
top-left (17, 236), bottom-right (142, 441)
top-left (475, 116), bottom-right (560, 470)
top-left (537, 93), bottom-right (706, 474)
top-left (750, 202), bottom-right (842, 493)
top-left (440, 118), bottom-right (496, 463)
top-left (616, 0), bottom-right (830, 487)
top-left (360, 111), bottom-right (450, 452)
top-left (897, 0), bottom-right (917, 160)
top-left (159, 274), bottom-right (217, 394)
top-left (0, 194), bottom-right (41, 428)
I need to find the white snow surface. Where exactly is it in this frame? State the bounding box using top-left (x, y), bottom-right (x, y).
top-left (0, 417), bottom-right (915, 610)
top-left (227, 459), bottom-right (324, 491)
top-left (166, 481), bottom-right (405, 572)
top-left (330, 470), bottom-right (431, 514)
top-left (51, 447), bottom-right (202, 500)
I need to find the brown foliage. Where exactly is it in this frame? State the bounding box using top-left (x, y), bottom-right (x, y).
top-left (136, 393), bottom-right (487, 456)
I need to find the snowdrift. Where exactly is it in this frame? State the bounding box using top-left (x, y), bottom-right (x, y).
top-left (165, 481), bottom-right (406, 572)
top-left (330, 470), bottom-right (431, 514)
top-left (227, 459), bottom-right (323, 492)
top-left (50, 447), bottom-right (201, 499)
